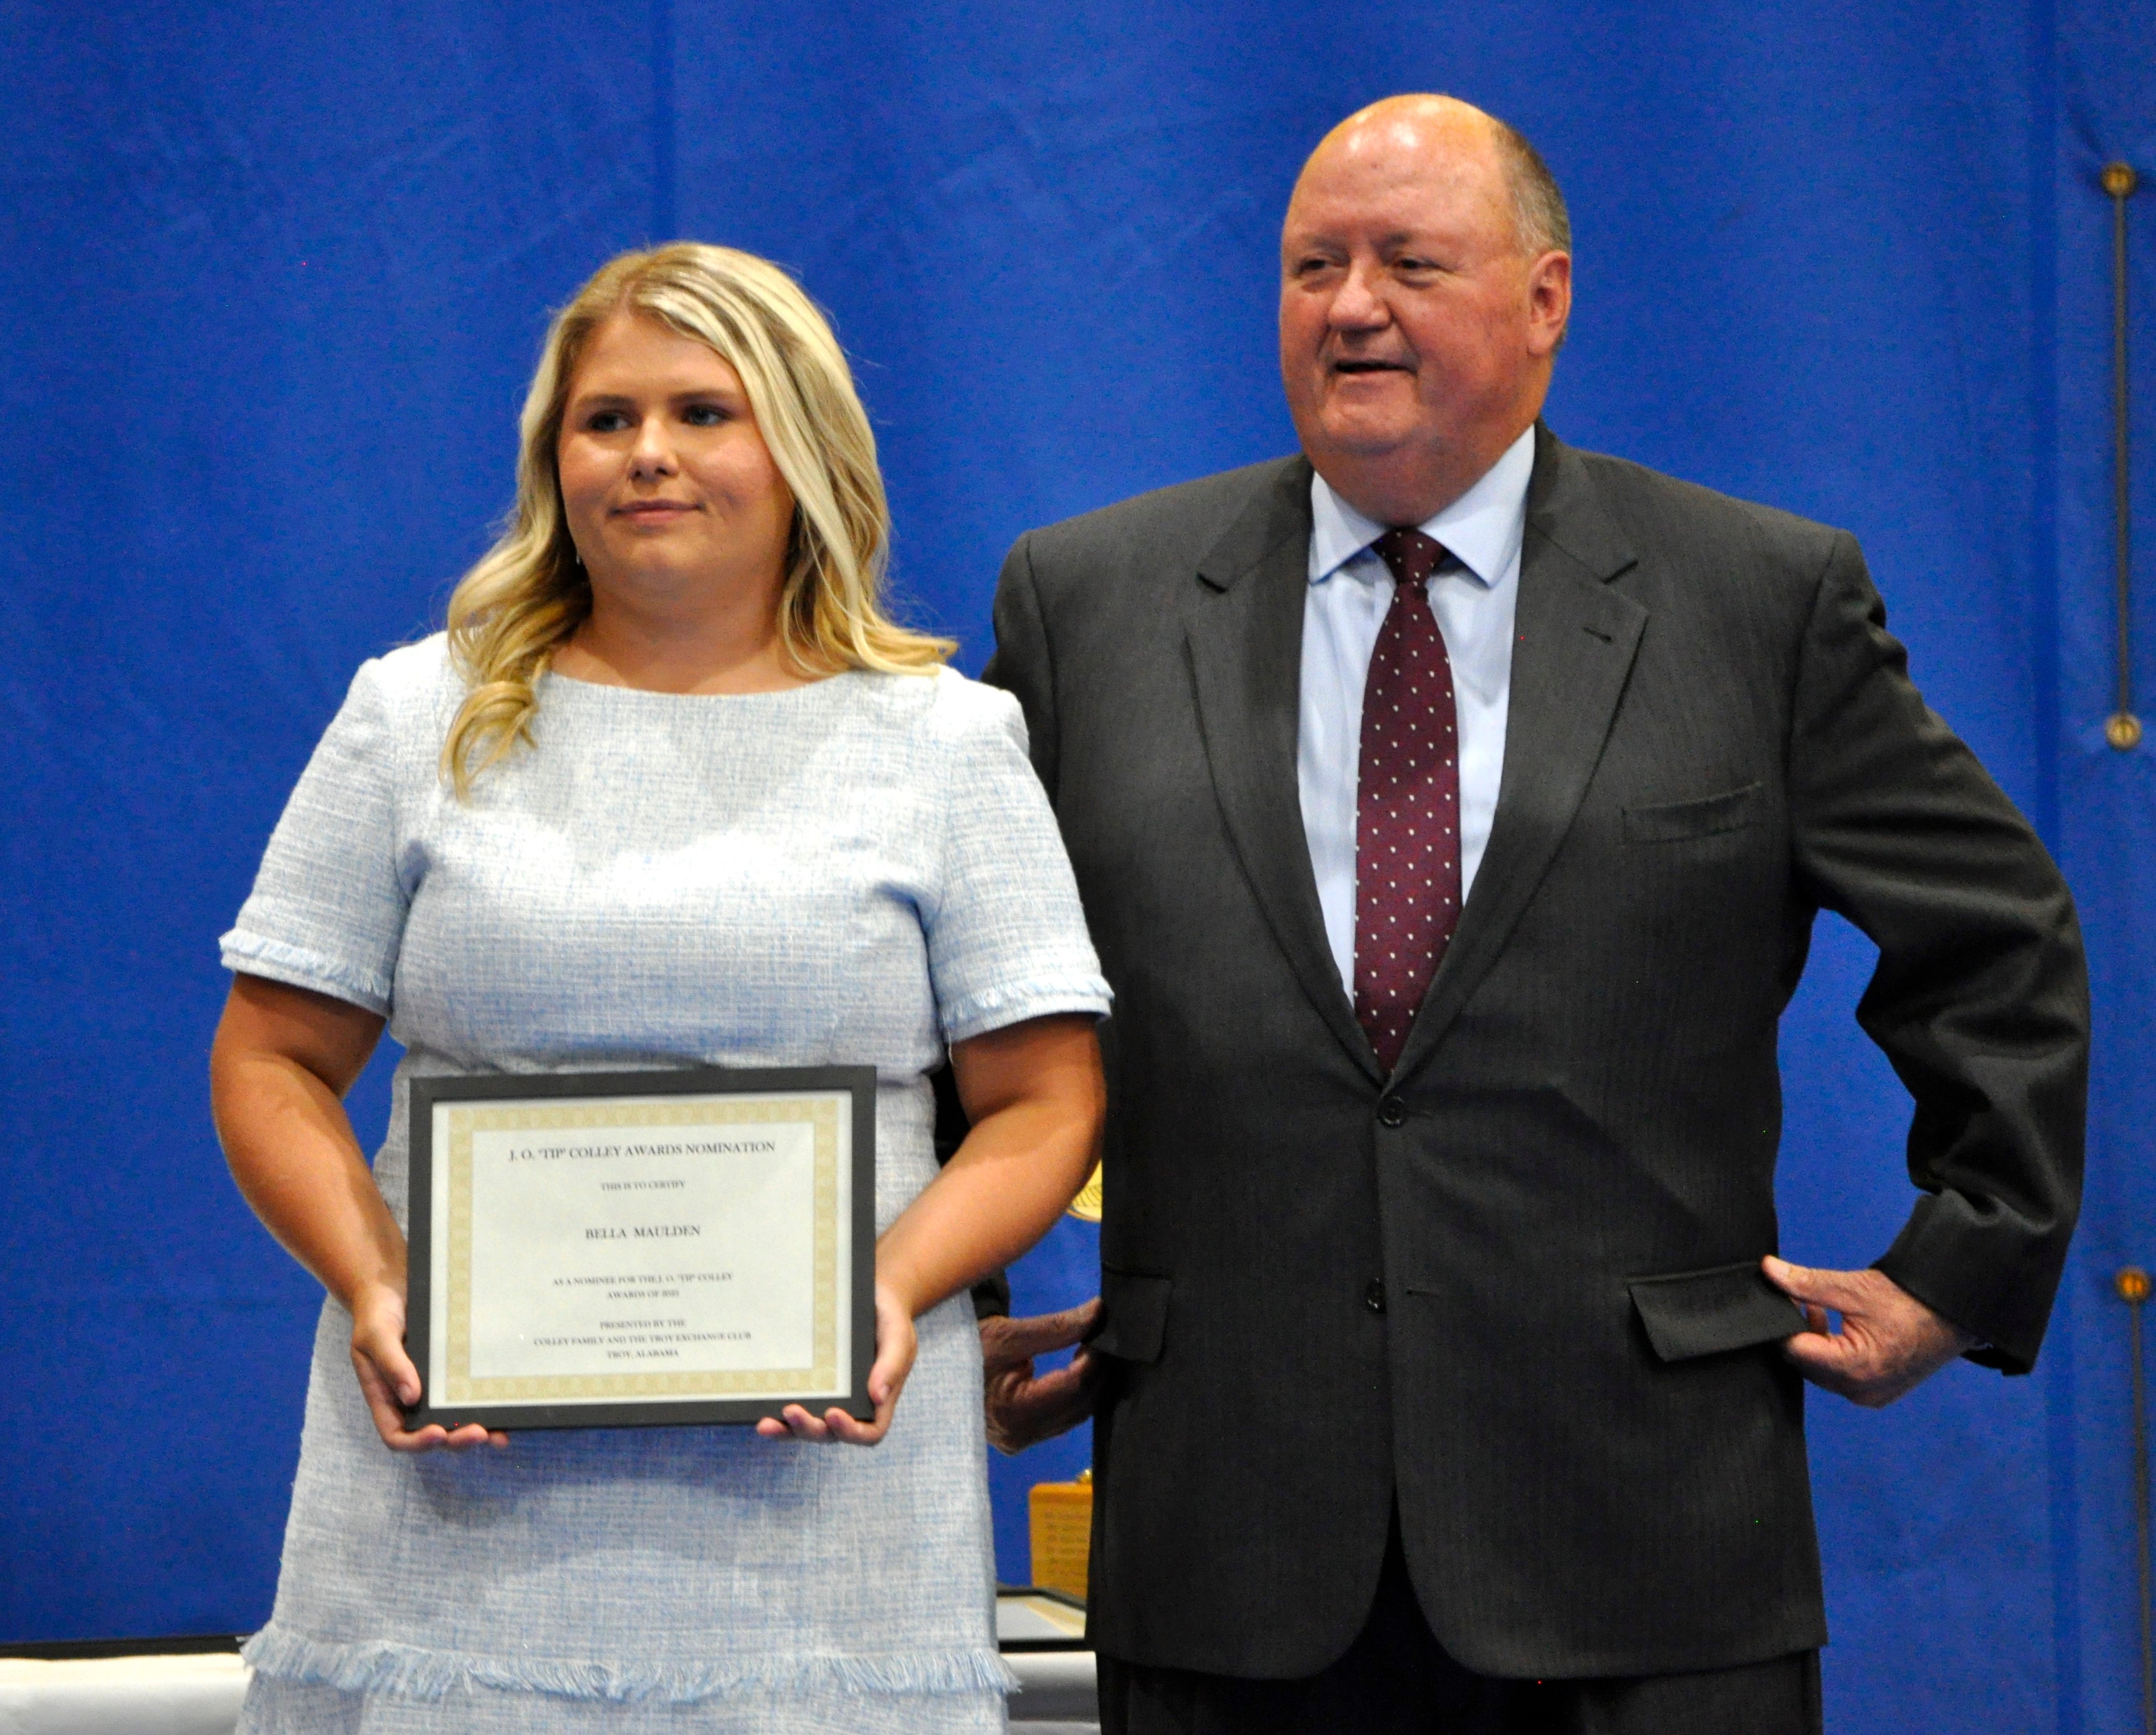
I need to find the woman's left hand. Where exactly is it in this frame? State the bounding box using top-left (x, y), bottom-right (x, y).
top-left (756, 1279), bottom-right (915, 1445)
top-left (756, 1015), bottom-right (1101, 1446)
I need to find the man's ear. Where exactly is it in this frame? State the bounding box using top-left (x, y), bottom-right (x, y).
top-left (1527, 250), bottom-right (1572, 356)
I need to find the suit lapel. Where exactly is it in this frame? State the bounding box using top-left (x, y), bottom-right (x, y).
top-left (1390, 426), bottom-right (1646, 1083)
top-left (1183, 458), bottom-right (1384, 1083)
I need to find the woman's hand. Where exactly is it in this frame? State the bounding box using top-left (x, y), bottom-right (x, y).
top-left (756, 1279), bottom-right (917, 1446)
top-left (212, 977), bottom-right (508, 1455)
top-left (348, 1278), bottom-right (507, 1453)
top-left (753, 1015), bottom-right (1103, 1450)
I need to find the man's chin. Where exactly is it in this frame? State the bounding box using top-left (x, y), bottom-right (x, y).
top-left (1310, 415), bottom-right (1427, 464)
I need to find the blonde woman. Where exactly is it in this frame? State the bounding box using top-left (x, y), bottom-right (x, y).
top-left (210, 243), bottom-right (1109, 1733)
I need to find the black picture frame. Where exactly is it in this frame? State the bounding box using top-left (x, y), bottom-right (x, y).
top-left (404, 1064), bottom-right (876, 1432)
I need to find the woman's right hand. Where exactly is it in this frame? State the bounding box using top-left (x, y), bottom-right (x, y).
top-left (209, 978), bottom-right (507, 1455)
top-left (348, 1278), bottom-right (507, 1453)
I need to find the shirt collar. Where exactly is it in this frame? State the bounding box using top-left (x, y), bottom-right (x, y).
top-left (1307, 423), bottom-right (1537, 590)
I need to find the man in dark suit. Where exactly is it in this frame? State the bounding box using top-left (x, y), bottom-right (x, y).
top-left (978, 94), bottom-right (2087, 1733)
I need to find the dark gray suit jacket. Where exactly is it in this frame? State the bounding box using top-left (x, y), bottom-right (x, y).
top-left (982, 426), bottom-right (2087, 1681)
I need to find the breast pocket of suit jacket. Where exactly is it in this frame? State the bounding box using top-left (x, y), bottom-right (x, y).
top-left (1621, 780), bottom-right (1765, 846)
top-left (1605, 780), bottom-right (1782, 1022)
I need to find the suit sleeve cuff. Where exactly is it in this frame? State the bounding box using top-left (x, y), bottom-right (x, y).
top-left (1874, 1194), bottom-right (2055, 1376)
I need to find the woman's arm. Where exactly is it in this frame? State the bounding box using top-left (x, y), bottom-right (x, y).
top-left (759, 1012), bottom-right (1105, 1446)
top-left (210, 973), bottom-right (504, 1452)
top-left (886, 1013), bottom-right (1105, 1315)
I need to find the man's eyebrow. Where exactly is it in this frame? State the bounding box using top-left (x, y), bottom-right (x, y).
top-left (1283, 229), bottom-right (1434, 256)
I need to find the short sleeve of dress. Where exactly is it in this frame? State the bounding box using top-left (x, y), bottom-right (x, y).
top-left (924, 675), bottom-right (1112, 1044)
top-left (219, 657), bottom-right (412, 1015)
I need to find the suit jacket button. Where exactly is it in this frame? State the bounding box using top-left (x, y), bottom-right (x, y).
top-left (1378, 1097), bottom-right (1406, 1128)
top-left (1365, 1279), bottom-right (1387, 1314)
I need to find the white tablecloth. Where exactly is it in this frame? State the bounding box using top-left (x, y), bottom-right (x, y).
top-left (0, 1655), bottom-right (249, 1735)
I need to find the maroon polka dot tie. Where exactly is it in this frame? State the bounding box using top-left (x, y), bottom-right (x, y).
top-left (1355, 527), bottom-right (1462, 1073)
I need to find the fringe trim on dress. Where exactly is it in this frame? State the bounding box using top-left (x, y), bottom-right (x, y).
top-left (242, 1624), bottom-right (1019, 1704)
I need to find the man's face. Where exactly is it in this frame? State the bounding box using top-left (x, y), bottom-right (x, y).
top-left (1279, 112), bottom-right (1565, 504)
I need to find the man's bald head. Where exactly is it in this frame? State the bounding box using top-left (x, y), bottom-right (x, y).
top-left (1277, 94), bottom-right (1573, 525)
top-left (1297, 94), bottom-right (1570, 260)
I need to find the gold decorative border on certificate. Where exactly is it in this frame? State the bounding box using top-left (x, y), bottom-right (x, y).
top-left (441, 1094), bottom-right (842, 1403)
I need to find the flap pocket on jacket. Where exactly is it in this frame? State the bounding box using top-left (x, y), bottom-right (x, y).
top-left (1629, 1260), bottom-right (1803, 1362)
top-left (1093, 1268), bottom-right (1171, 1364)
top-left (1623, 782), bottom-right (1763, 844)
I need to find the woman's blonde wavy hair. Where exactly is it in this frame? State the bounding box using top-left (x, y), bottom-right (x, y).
top-left (440, 242), bottom-right (952, 796)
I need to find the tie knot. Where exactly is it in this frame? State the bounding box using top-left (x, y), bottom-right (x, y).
top-left (1375, 527), bottom-right (1448, 591)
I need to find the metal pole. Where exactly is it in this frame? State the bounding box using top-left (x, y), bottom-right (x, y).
top-left (2122, 1266), bottom-right (2154, 1735)
top-left (2103, 163), bottom-right (2141, 751)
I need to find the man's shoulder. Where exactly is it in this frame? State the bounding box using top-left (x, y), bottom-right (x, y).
top-left (1557, 440), bottom-right (1848, 576)
top-left (1017, 456), bottom-right (1303, 575)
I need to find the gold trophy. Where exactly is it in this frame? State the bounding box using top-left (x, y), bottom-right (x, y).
top-left (1029, 1468), bottom-right (1093, 1601)
top-left (1067, 1159), bottom-right (1102, 1223)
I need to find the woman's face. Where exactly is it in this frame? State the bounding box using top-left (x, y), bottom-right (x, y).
top-left (556, 311), bottom-right (796, 602)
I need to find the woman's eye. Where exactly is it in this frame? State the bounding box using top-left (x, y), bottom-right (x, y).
top-left (682, 403), bottom-right (730, 426)
top-left (585, 410), bottom-right (630, 433)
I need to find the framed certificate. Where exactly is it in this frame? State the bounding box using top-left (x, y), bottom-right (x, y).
top-left (404, 1065), bottom-right (875, 1431)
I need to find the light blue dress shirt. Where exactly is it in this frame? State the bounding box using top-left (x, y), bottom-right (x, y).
top-left (1298, 424), bottom-right (1535, 997)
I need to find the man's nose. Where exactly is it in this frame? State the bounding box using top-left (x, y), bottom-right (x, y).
top-left (1328, 261), bottom-right (1391, 331)
top-left (629, 416), bottom-right (678, 478)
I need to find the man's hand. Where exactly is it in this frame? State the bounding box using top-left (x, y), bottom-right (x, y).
top-left (982, 1299), bottom-right (1104, 1454)
top-left (1764, 1256), bottom-right (1979, 1408)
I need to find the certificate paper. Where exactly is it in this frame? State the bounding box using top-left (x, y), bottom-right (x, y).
top-left (405, 1066), bottom-right (875, 1431)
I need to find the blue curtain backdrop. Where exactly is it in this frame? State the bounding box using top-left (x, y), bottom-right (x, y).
top-left (1, 4), bottom-right (2149, 1729)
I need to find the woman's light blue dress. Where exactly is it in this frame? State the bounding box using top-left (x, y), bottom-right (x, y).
top-left (219, 640), bottom-right (1111, 1733)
